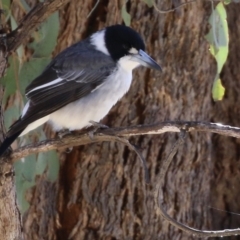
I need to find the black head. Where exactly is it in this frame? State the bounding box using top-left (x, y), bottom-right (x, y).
top-left (104, 25), bottom-right (145, 61)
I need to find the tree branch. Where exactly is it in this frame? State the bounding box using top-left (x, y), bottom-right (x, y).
top-left (0, 0), bottom-right (71, 83)
top-left (2, 121), bottom-right (240, 163)
top-left (6, 0), bottom-right (71, 52)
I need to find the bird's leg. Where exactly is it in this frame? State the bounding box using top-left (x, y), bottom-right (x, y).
top-left (57, 129), bottom-right (73, 153)
top-left (89, 121), bottom-right (109, 129)
top-left (88, 121), bottom-right (109, 140)
top-left (58, 129), bottom-right (72, 138)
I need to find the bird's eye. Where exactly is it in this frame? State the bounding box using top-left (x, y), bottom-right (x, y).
top-left (122, 44), bottom-right (129, 50)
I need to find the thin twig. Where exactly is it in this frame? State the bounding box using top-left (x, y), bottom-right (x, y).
top-left (158, 129), bottom-right (186, 181)
top-left (153, 0), bottom-right (220, 14)
top-left (6, 0), bottom-right (71, 52)
top-left (113, 136), bottom-right (150, 184)
top-left (153, 0), bottom-right (197, 14)
top-left (154, 130), bottom-right (240, 237)
top-left (87, 0), bottom-right (101, 18)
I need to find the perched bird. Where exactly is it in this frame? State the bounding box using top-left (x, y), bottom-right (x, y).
top-left (0, 24), bottom-right (161, 156)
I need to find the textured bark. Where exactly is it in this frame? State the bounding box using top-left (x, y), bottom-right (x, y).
top-left (0, 8), bottom-right (22, 237)
top-left (0, 160), bottom-right (22, 240)
top-left (3, 0), bottom-right (240, 239)
top-left (0, 1), bottom-right (72, 239)
top-left (0, 86), bottom-right (22, 240)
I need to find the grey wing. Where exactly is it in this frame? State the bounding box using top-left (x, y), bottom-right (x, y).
top-left (8, 44), bottom-right (116, 135)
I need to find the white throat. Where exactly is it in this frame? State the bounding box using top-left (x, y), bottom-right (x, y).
top-left (118, 56), bottom-right (140, 71)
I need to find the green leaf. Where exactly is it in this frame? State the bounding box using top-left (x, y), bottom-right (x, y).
top-left (212, 76), bottom-right (225, 101)
top-left (14, 129), bottom-right (59, 212)
top-left (36, 152), bottom-right (48, 175)
top-left (2, 0), bottom-right (11, 10)
top-left (36, 132), bottom-right (59, 180)
top-left (1, 56), bottom-right (22, 138)
top-left (14, 157), bottom-right (37, 214)
top-left (214, 3), bottom-right (228, 73)
top-left (205, 3), bottom-right (228, 47)
top-left (16, 45), bottom-right (24, 65)
top-left (15, 155), bottom-right (37, 182)
top-left (10, 15), bottom-right (24, 63)
top-left (18, 58), bottom-right (51, 95)
top-left (4, 106), bottom-right (21, 130)
top-left (15, 176), bottom-right (35, 213)
top-left (121, 3), bottom-right (131, 26)
top-left (1, 56), bottom-right (20, 105)
top-left (29, 12), bottom-right (60, 58)
top-left (205, 3), bottom-right (228, 101)
top-left (46, 151), bottom-right (59, 182)
top-left (10, 15), bottom-right (17, 30)
top-left (35, 130), bottom-right (53, 175)
top-left (19, 0), bottom-right (31, 12)
top-left (141, 0), bottom-right (153, 7)
top-left (2, 0), bottom-right (11, 18)
top-left (205, 3), bottom-right (229, 73)
top-left (223, 0), bottom-right (231, 4)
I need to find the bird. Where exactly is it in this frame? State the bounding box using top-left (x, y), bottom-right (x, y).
top-left (0, 24), bottom-right (161, 156)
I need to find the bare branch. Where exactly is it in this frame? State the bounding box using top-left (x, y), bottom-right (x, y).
top-left (87, 0), bottom-right (101, 18)
top-left (2, 121), bottom-right (240, 163)
top-left (153, 0), bottom-right (220, 14)
top-left (153, 0), bottom-right (197, 14)
top-left (154, 130), bottom-right (240, 237)
top-left (6, 0), bottom-right (71, 52)
top-left (113, 136), bottom-right (150, 184)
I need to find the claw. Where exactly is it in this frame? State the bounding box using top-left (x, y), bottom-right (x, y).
top-left (89, 121), bottom-right (109, 129)
top-left (88, 121), bottom-right (109, 140)
top-left (58, 129), bottom-right (71, 138)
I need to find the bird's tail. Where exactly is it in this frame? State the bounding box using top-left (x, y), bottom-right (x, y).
top-left (0, 130), bottom-right (24, 157)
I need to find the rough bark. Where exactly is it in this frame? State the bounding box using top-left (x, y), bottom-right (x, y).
top-left (0, 1), bottom-right (70, 239)
top-left (0, 86), bottom-right (22, 240)
top-left (2, 0), bottom-right (240, 239)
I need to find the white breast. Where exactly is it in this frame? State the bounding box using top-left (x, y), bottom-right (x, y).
top-left (48, 65), bottom-right (133, 131)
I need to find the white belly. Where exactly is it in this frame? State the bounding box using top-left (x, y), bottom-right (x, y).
top-left (48, 67), bottom-right (132, 131)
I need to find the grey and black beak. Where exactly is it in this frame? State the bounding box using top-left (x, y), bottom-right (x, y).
top-left (132, 49), bottom-right (162, 71)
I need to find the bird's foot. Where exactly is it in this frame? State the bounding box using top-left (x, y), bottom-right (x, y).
top-left (88, 121), bottom-right (109, 140)
top-left (89, 121), bottom-right (109, 129)
top-left (58, 129), bottom-right (72, 138)
top-left (58, 130), bottom-right (73, 153)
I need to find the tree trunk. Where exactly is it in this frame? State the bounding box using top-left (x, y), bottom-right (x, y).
top-left (0, 85), bottom-right (22, 238)
top-left (4, 0), bottom-right (240, 239)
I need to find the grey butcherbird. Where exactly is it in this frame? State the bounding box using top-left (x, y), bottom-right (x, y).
top-left (0, 24), bottom-right (161, 156)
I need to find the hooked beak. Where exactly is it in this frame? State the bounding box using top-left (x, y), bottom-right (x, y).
top-left (131, 49), bottom-right (162, 71)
